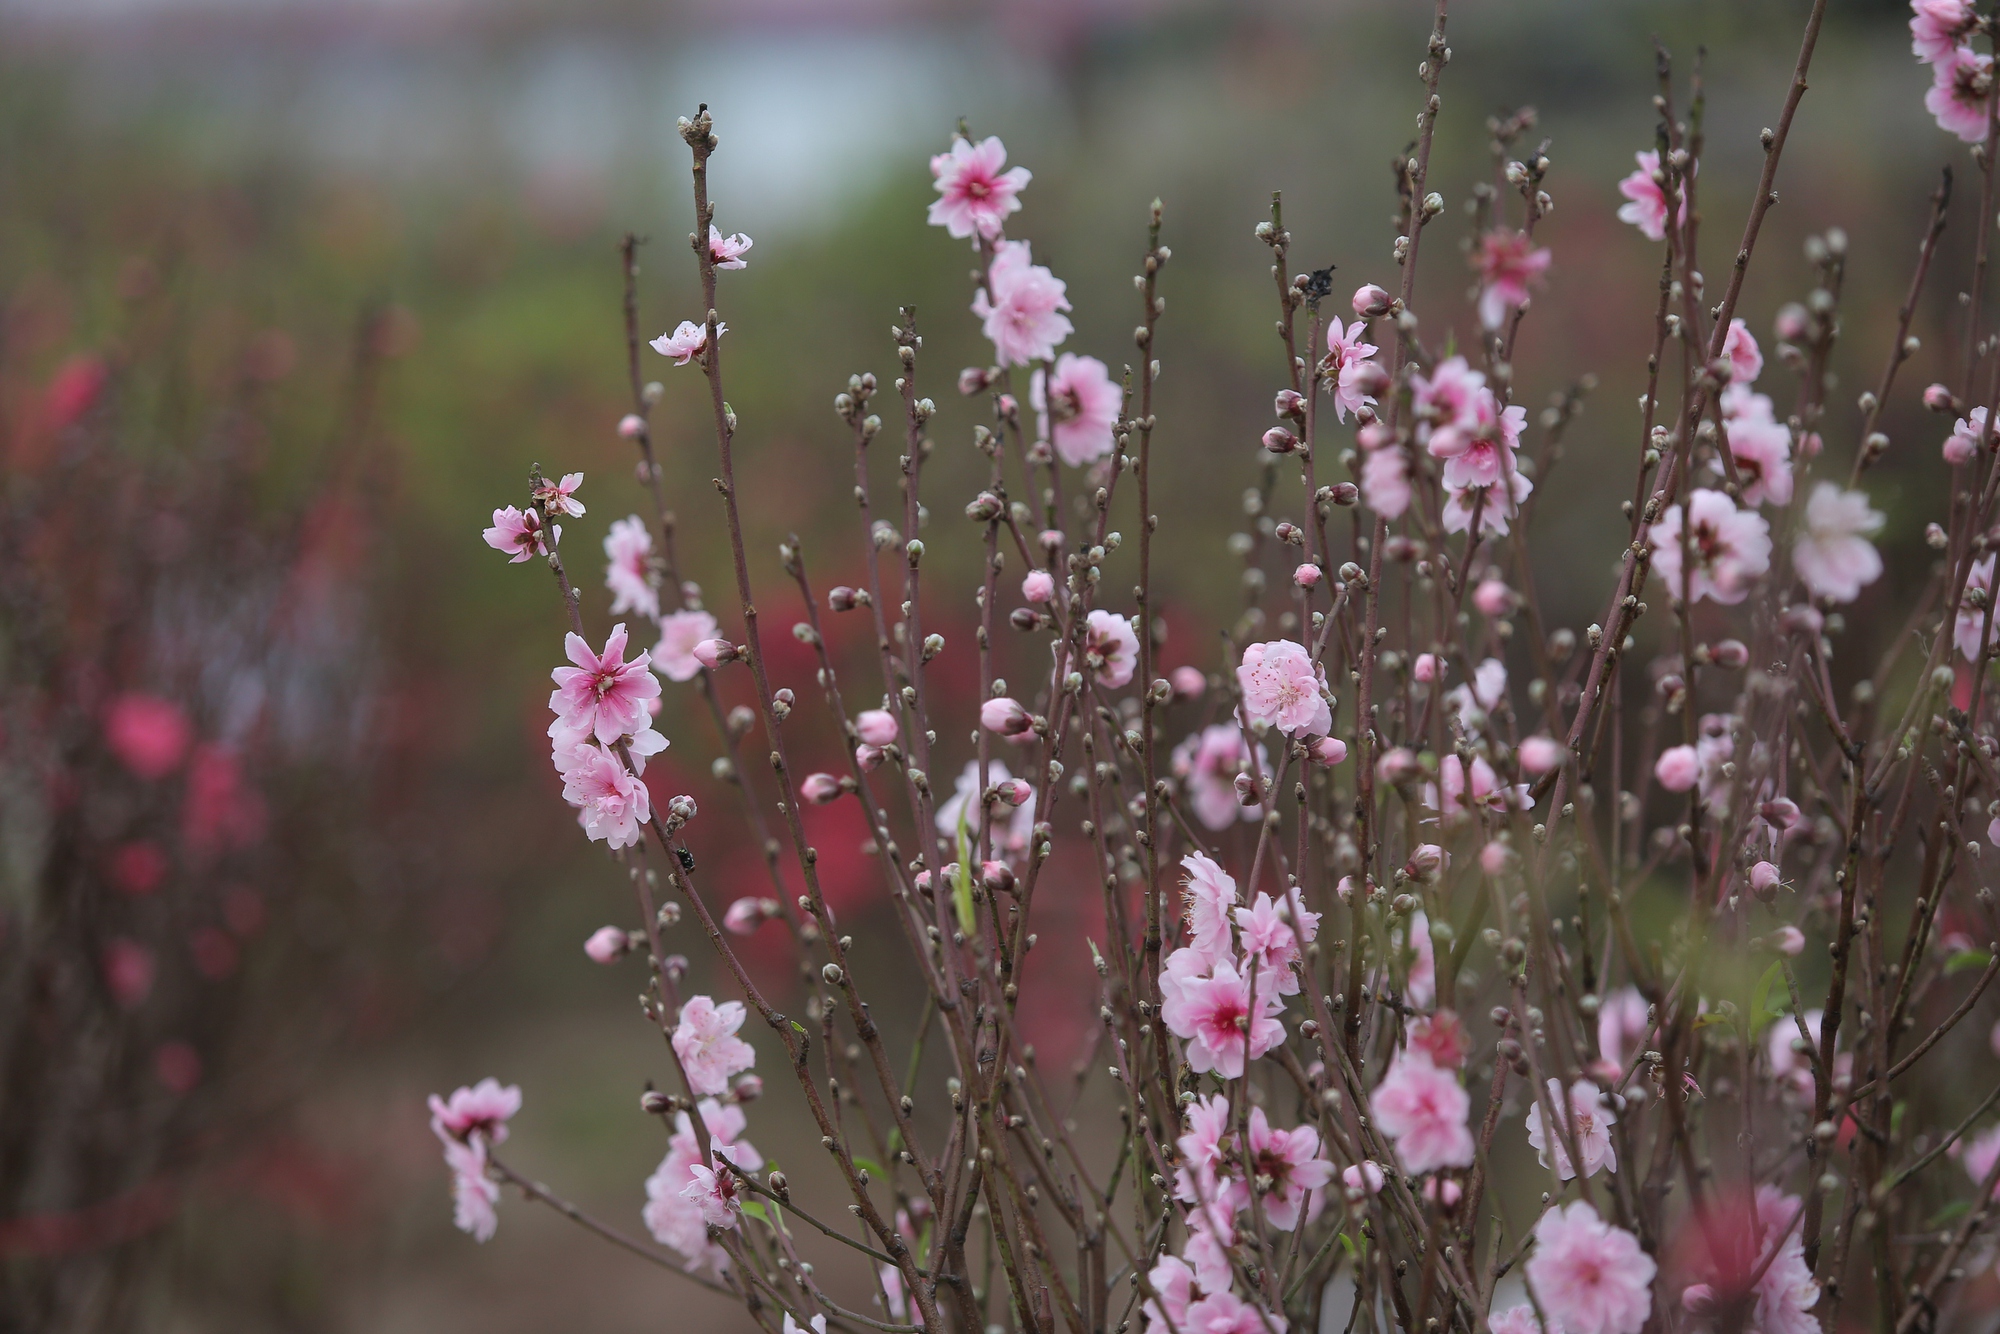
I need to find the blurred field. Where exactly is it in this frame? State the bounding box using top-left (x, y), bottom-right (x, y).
top-left (0, 0), bottom-right (1960, 1329)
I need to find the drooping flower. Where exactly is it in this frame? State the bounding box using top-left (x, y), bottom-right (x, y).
top-left (1180, 852), bottom-right (1239, 968)
top-left (445, 1137), bottom-right (501, 1242)
top-left (1647, 490), bottom-right (1772, 605)
top-left (673, 996), bottom-right (758, 1096)
top-left (651, 319), bottom-right (725, 365)
top-left (1033, 353), bottom-right (1120, 466)
top-left (973, 240), bottom-right (1072, 367)
top-left (1722, 413), bottom-right (1793, 509)
top-left (655, 609), bottom-right (720, 682)
top-left (1524, 1078), bottom-right (1619, 1180)
top-left (1428, 388), bottom-right (1527, 490)
top-left (928, 135), bottom-right (1031, 240)
top-left (1244, 1105), bottom-right (1335, 1230)
top-left (484, 505), bottom-right (557, 563)
top-left (557, 742), bottom-right (653, 848)
top-left (1913, 0), bottom-right (1977, 64)
top-left (1371, 1050), bottom-right (1474, 1174)
top-left (1526, 1201), bottom-right (1655, 1334)
top-left (707, 226), bottom-right (753, 269)
top-left (1172, 724), bottom-right (1269, 830)
top-left (1442, 468), bottom-right (1534, 538)
top-left (1616, 149), bottom-right (1682, 242)
top-left (1474, 229), bottom-right (1552, 330)
top-left (429, 1078), bottom-right (524, 1146)
top-left (1323, 319), bottom-right (1381, 422)
top-left (1160, 958), bottom-right (1285, 1079)
top-left (531, 471), bottom-right (586, 518)
top-left (1238, 640), bottom-right (1332, 736)
top-left (550, 623), bottom-right (662, 746)
top-left (1084, 609), bottom-right (1140, 687)
top-left (1927, 47), bottom-right (1995, 143)
top-left (1792, 483), bottom-right (1884, 603)
top-left (604, 516), bottom-right (659, 620)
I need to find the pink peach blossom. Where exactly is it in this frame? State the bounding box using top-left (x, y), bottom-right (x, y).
top-left (557, 743), bottom-right (653, 848)
top-left (1343, 1161), bottom-right (1385, 1195)
top-left (1360, 446), bottom-right (1414, 519)
top-left (1180, 852), bottom-right (1239, 966)
top-left (1655, 745), bottom-right (1699, 793)
top-left (584, 926), bottom-right (628, 964)
top-left (103, 939), bottom-right (155, 1008)
top-left (1473, 579), bottom-right (1514, 617)
top-left (1234, 890), bottom-right (1319, 996)
top-left (654, 609), bottom-right (719, 682)
top-left (1597, 988), bottom-right (1651, 1070)
top-left (1647, 490), bottom-right (1771, 605)
top-left (1413, 356), bottom-right (1487, 433)
top-left (1489, 1304), bottom-right (1545, 1334)
top-left (484, 505), bottom-right (556, 563)
top-left (429, 1078), bottom-right (523, 1146)
top-left (1413, 653), bottom-right (1440, 683)
top-left (1524, 1078), bottom-right (1619, 1180)
top-left (1723, 414), bottom-right (1793, 508)
top-left (1928, 47), bottom-right (1995, 143)
top-left (1172, 724), bottom-right (1268, 831)
top-left (1957, 556), bottom-right (1996, 660)
top-left (1721, 318), bottom-right (1764, 384)
top-left (1946, 406), bottom-right (1986, 463)
top-left (644, 1100), bottom-right (762, 1273)
top-left (1519, 735), bottom-right (1565, 774)
top-left (1352, 284), bottom-right (1393, 318)
top-left (531, 471), bottom-right (586, 518)
top-left (673, 996), bottom-right (757, 1096)
top-left (981, 696), bottom-right (1033, 737)
top-left (1293, 562), bottom-right (1321, 589)
top-left (1323, 319), bottom-right (1381, 422)
top-left (1772, 926), bottom-right (1806, 956)
top-left (681, 1161), bottom-right (743, 1228)
top-left (707, 226), bottom-right (752, 269)
top-left (1084, 609), bottom-right (1139, 687)
top-left (1160, 958), bottom-right (1285, 1079)
top-left (974, 241), bottom-right (1072, 367)
top-left (1022, 570), bottom-right (1056, 603)
top-left (1616, 149), bottom-right (1681, 242)
top-left (1428, 388), bottom-right (1526, 490)
top-left (104, 695), bottom-right (192, 780)
top-left (650, 319), bottom-right (723, 365)
top-left (1141, 1255), bottom-right (1195, 1334)
top-left (618, 413), bottom-right (644, 438)
top-left (1962, 1122), bottom-right (2000, 1195)
top-left (1371, 1051), bottom-right (1474, 1174)
top-left (1244, 1105), bottom-right (1334, 1230)
top-left (1442, 469), bottom-right (1533, 538)
top-left (799, 772), bottom-right (841, 804)
top-left (1410, 1010), bottom-right (1470, 1068)
top-left (1446, 656), bottom-right (1509, 730)
top-left (604, 516), bottom-right (659, 619)
top-left (1914, 0), bottom-right (1977, 64)
top-left (928, 135), bottom-right (1031, 240)
top-left (1182, 1291), bottom-right (1275, 1334)
top-left (855, 709), bottom-right (899, 747)
top-left (724, 897), bottom-right (775, 934)
top-left (1474, 229), bottom-right (1551, 329)
top-left (1238, 639), bottom-right (1331, 736)
top-left (1792, 483), bottom-right (1883, 603)
top-left (550, 623), bottom-right (662, 746)
top-left (1401, 910), bottom-right (1438, 1009)
top-left (1034, 353), bottom-right (1120, 466)
top-left (1171, 665), bottom-right (1206, 697)
top-left (1172, 1092), bottom-right (1231, 1205)
top-left (445, 1138), bottom-right (500, 1242)
top-left (1526, 1201), bottom-right (1655, 1334)
top-left (1309, 736), bottom-right (1347, 766)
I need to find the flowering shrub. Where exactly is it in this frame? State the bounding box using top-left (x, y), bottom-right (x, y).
top-left (438, 3), bottom-right (2000, 1330)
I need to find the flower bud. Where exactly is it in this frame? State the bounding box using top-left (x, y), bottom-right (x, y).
top-left (1406, 843), bottom-right (1445, 877)
top-left (1293, 563), bottom-right (1322, 589)
top-left (1924, 382), bottom-right (1956, 413)
top-left (731, 1074), bottom-right (764, 1102)
top-left (1376, 747), bottom-right (1420, 785)
top-left (958, 366), bottom-right (993, 395)
top-left (1759, 797), bottom-right (1801, 831)
top-left (1356, 422), bottom-right (1392, 452)
top-left (584, 926), bottom-right (629, 964)
top-left (617, 414), bottom-right (645, 439)
top-left (1309, 737), bottom-right (1348, 766)
top-left (1710, 638), bottom-right (1750, 669)
top-left (1479, 840), bottom-right (1515, 875)
top-left (1022, 570), bottom-right (1056, 604)
top-left (1352, 284), bottom-right (1393, 318)
top-left (966, 491), bottom-right (1004, 522)
top-left (1654, 745), bottom-right (1699, 792)
top-left (641, 1090), bottom-right (674, 1115)
top-left (1275, 388), bottom-right (1305, 420)
top-left (855, 743), bottom-right (886, 772)
top-left (799, 772), bottom-right (842, 805)
top-left (1774, 303), bottom-right (1810, 343)
top-left (1171, 666), bottom-right (1206, 698)
top-left (693, 638), bottom-right (737, 668)
top-left (828, 585), bottom-right (860, 612)
top-left (1327, 482), bottom-right (1360, 506)
top-left (1412, 653), bottom-right (1440, 683)
top-left (1347, 360), bottom-right (1393, 398)
top-left (855, 709), bottom-right (899, 747)
top-left (724, 897), bottom-right (772, 934)
top-left (981, 697), bottom-right (1033, 737)
top-left (1262, 426), bottom-right (1300, 454)
top-left (1472, 579), bottom-right (1513, 617)
top-left (980, 860), bottom-right (1016, 893)
top-left (1518, 735), bottom-right (1564, 775)
top-left (994, 778), bottom-right (1033, 807)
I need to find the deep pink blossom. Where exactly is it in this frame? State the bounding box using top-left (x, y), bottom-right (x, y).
top-left (1172, 724), bottom-right (1268, 831)
top-left (1793, 484), bottom-right (1883, 603)
top-left (604, 516), bottom-right (659, 619)
top-left (104, 695), bottom-right (192, 780)
top-left (928, 136), bottom-right (1031, 240)
top-left (1647, 490), bottom-right (1771, 605)
top-left (1527, 1202), bottom-right (1655, 1334)
top-left (1238, 639), bottom-right (1331, 736)
top-left (1474, 229), bottom-right (1551, 329)
top-left (1084, 609), bottom-right (1139, 687)
top-left (1928, 47), bottom-right (1994, 143)
top-left (1371, 1051), bottom-right (1473, 1174)
top-left (650, 319), bottom-right (724, 365)
top-left (673, 995), bottom-right (757, 1096)
top-left (1616, 149), bottom-right (1681, 242)
top-left (973, 241), bottom-right (1072, 367)
top-left (1034, 354), bottom-right (1120, 466)
top-left (1173, 1092), bottom-right (1232, 1206)
top-left (707, 226), bottom-right (752, 269)
top-left (531, 471), bottom-right (586, 518)
top-left (484, 505), bottom-right (556, 563)
top-left (1161, 958), bottom-right (1285, 1079)
top-left (181, 743), bottom-right (266, 857)
top-left (429, 1078), bottom-right (523, 1146)
top-left (1323, 319), bottom-right (1381, 422)
top-left (1525, 1078), bottom-right (1619, 1180)
top-left (1913, 0), bottom-right (1977, 64)
top-left (550, 624), bottom-right (662, 745)
top-left (654, 609), bottom-right (719, 682)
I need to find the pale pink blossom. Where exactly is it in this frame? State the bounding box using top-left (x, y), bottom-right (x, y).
top-left (1616, 149), bottom-right (1681, 242)
top-left (1022, 570), bottom-right (1056, 603)
top-left (1723, 414), bottom-right (1793, 508)
top-left (1766, 1009), bottom-right (1831, 1099)
top-left (652, 609), bottom-right (719, 683)
top-left (693, 638), bottom-right (734, 669)
top-left (1946, 406), bottom-right (1986, 463)
top-left (1957, 556), bottom-right (1996, 660)
top-left (1429, 753), bottom-right (1528, 817)
top-left (1480, 840), bottom-right (1515, 875)
top-left (1172, 725), bottom-right (1268, 830)
top-left (1446, 656), bottom-right (1509, 730)
top-left (1489, 1305), bottom-right (1547, 1334)
top-left (643, 1100), bottom-right (761, 1273)
top-left (880, 1265), bottom-right (924, 1327)
top-left (1928, 47), bottom-right (1995, 143)
top-left (604, 516), bottom-right (659, 619)
top-left (531, 471), bottom-right (586, 518)
top-left (1721, 318), bottom-right (1764, 384)
top-left (1792, 483), bottom-right (1884, 603)
top-left (1360, 445), bottom-right (1414, 519)
top-left (584, 926), bottom-right (628, 964)
top-left (445, 1138), bottom-right (500, 1242)
top-left (1525, 1078), bottom-right (1619, 1180)
top-left (1141, 1255), bottom-right (1195, 1334)
top-left (1180, 851), bottom-right (1239, 966)
top-left (1245, 1105), bottom-right (1334, 1229)
top-left (1293, 562), bottom-right (1321, 589)
top-left (1442, 469), bottom-right (1534, 538)
top-left (1413, 653), bottom-right (1440, 683)
top-left (1401, 910), bottom-right (1438, 1009)
top-left (1962, 1122), bottom-right (2000, 1195)
top-left (681, 1161), bottom-right (743, 1228)
top-left (934, 760), bottom-right (1037, 849)
top-left (550, 624), bottom-right (662, 745)
top-left (1474, 229), bottom-right (1551, 329)
top-left (429, 1078), bottom-right (523, 1146)
top-left (855, 709), bottom-right (899, 747)
top-left (1182, 1290), bottom-right (1274, 1334)
top-left (103, 695), bottom-right (192, 780)
top-left (1323, 319), bottom-right (1381, 422)
top-left (1234, 891), bottom-right (1319, 996)
top-left (1084, 609), bottom-right (1140, 687)
top-left (1428, 388), bottom-right (1526, 490)
top-left (707, 226), bottom-right (752, 269)
top-left (1343, 1161), bottom-right (1385, 1195)
top-left (1172, 1092), bottom-right (1232, 1209)
top-left (558, 742), bottom-right (653, 848)
top-left (1596, 987), bottom-right (1651, 1070)
top-left (1172, 665), bottom-right (1207, 697)
top-left (1655, 745), bottom-right (1699, 792)
top-left (1520, 735), bottom-right (1565, 774)
top-left (1034, 353), bottom-right (1120, 466)
top-left (1526, 1202), bottom-right (1655, 1334)
top-left (928, 135), bottom-right (1031, 240)
top-left (650, 319), bottom-right (724, 365)
top-left (484, 505), bottom-right (556, 563)
top-left (1914, 0), bottom-right (1977, 64)
top-left (973, 241), bottom-right (1072, 367)
top-left (1371, 1050), bottom-right (1474, 1174)
top-left (1474, 579), bottom-right (1514, 617)
top-left (618, 413), bottom-right (644, 438)
top-left (1161, 958), bottom-right (1285, 1079)
top-left (673, 996), bottom-right (757, 1096)
top-left (1772, 926), bottom-right (1806, 956)
top-left (1647, 490), bottom-right (1772, 605)
top-left (783, 1315), bottom-right (828, 1334)
top-left (1238, 640), bottom-right (1331, 736)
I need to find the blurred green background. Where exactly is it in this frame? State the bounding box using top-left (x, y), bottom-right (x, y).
top-left (0, 0), bottom-right (1957, 1328)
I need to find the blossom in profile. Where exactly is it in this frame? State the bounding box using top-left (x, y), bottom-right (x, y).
top-left (1527, 1202), bottom-right (1655, 1334)
top-left (550, 623), bottom-right (661, 745)
top-left (1616, 149), bottom-right (1682, 241)
top-left (1442, 468), bottom-right (1533, 538)
top-left (928, 135), bottom-right (1031, 240)
top-left (1647, 490), bottom-right (1771, 605)
top-left (650, 319), bottom-right (724, 365)
top-left (531, 471), bottom-right (586, 518)
top-left (1033, 353), bottom-right (1120, 465)
top-left (104, 694), bottom-right (192, 780)
top-left (980, 696), bottom-right (1032, 738)
top-left (1400, 910), bottom-right (1437, 1009)
top-left (1084, 609), bottom-right (1140, 687)
top-left (1474, 229), bottom-right (1551, 329)
top-left (1721, 318), bottom-right (1763, 384)
top-left (1180, 852), bottom-right (1239, 966)
top-left (1723, 414), bottom-right (1793, 508)
top-left (1323, 319), bottom-right (1381, 421)
top-left (484, 505), bottom-right (555, 563)
top-left (1792, 484), bottom-right (1883, 603)
top-left (1371, 1050), bottom-right (1473, 1173)
top-left (445, 1138), bottom-right (500, 1242)
top-left (429, 1078), bottom-right (523, 1146)
top-left (973, 240), bottom-right (1072, 367)
top-left (1171, 724), bottom-right (1268, 830)
top-left (1913, 0), bottom-right (1977, 65)
top-left (1244, 1105), bottom-right (1334, 1230)
top-left (673, 995), bottom-right (757, 1096)
top-left (1927, 47), bottom-right (1995, 142)
top-left (655, 608), bottom-right (720, 682)
top-left (557, 743), bottom-right (652, 848)
top-left (1160, 959), bottom-right (1284, 1079)
top-left (1173, 1092), bottom-right (1231, 1204)
top-left (584, 926), bottom-right (629, 964)
top-left (707, 226), bottom-right (752, 269)
top-left (1361, 446), bottom-right (1414, 519)
top-left (1946, 406), bottom-right (1987, 463)
top-left (1957, 556), bottom-right (1996, 660)
top-left (1238, 640), bottom-right (1331, 736)
top-left (604, 516), bottom-right (659, 619)
top-left (1525, 1078), bottom-right (1619, 1180)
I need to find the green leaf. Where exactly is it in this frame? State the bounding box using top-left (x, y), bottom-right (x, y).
top-left (1749, 961), bottom-right (1785, 1030)
top-left (1946, 949), bottom-right (1992, 976)
top-left (953, 810), bottom-right (977, 936)
top-left (853, 1157), bottom-right (887, 1180)
top-left (740, 1200), bottom-right (771, 1225)
top-left (1928, 1198), bottom-right (1972, 1229)
top-left (791, 1020), bottom-right (807, 1035)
